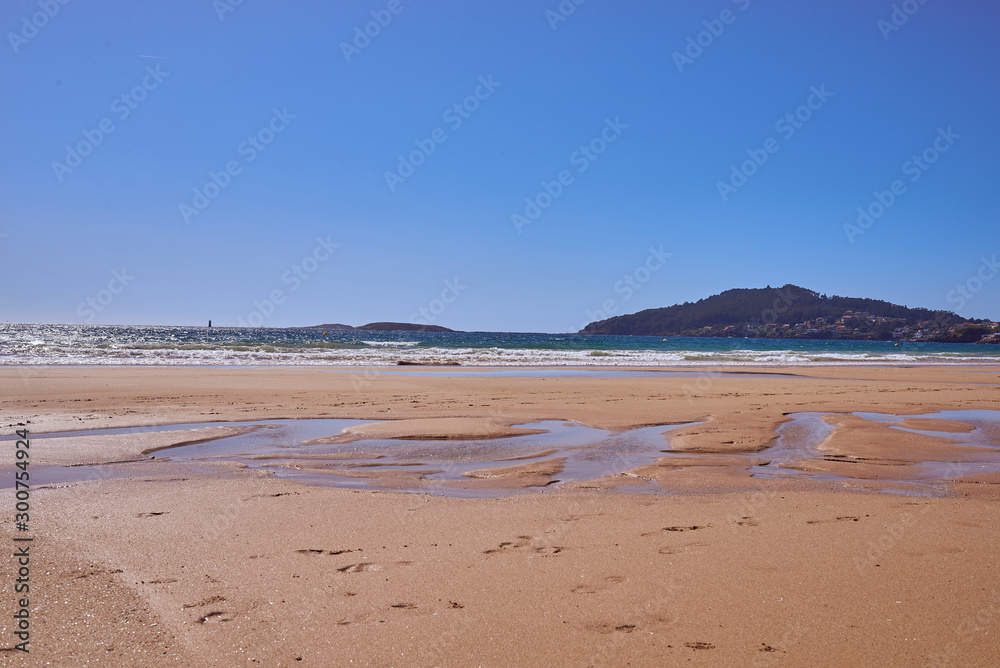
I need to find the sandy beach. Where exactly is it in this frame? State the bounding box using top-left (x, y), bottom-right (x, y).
top-left (2, 365), bottom-right (999, 666)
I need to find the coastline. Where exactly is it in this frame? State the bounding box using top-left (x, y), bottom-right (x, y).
top-left (2, 364), bottom-right (999, 665)
top-left (4, 324), bottom-right (1000, 369)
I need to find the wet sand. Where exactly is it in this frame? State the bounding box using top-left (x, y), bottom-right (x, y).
top-left (1, 365), bottom-right (999, 666)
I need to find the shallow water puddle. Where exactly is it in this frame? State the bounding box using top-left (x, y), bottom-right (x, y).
top-left (14, 411), bottom-right (1000, 497)
top-left (169, 420), bottom-right (692, 497)
top-left (16, 419), bottom-right (690, 497)
top-left (749, 410), bottom-right (1000, 495)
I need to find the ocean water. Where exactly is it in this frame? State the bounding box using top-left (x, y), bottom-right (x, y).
top-left (2, 323), bottom-right (998, 366)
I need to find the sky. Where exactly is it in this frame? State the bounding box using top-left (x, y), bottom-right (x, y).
top-left (1, 0), bottom-right (998, 332)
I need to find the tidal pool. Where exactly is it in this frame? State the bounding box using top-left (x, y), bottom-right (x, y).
top-left (11, 410), bottom-right (999, 497)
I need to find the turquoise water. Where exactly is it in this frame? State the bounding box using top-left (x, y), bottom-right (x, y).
top-left (2, 323), bottom-right (998, 366)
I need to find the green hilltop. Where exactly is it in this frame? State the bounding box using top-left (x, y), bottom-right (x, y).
top-left (579, 284), bottom-right (996, 342)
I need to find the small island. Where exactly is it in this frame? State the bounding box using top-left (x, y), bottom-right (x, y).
top-left (302, 322), bottom-right (456, 333)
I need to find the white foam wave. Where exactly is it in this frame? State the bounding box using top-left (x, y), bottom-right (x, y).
top-left (360, 340), bottom-right (420, 347)
top-left (3, 344), bottom-right (997, 367)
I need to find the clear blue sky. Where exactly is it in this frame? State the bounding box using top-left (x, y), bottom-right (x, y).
top-left (2, 0), bottom-right (998, 331)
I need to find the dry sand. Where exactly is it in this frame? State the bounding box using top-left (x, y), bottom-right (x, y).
top-left (1, 365), bottom-right (999, 666)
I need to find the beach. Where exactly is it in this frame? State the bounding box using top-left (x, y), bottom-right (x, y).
top-left (9, 0), bottom-right (999, 664)
top-left (2, 365), bottom-right (999, 666)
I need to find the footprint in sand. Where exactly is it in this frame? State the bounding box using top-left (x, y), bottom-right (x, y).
top-left (642, 525), bottom-right (708, 537)
top-left (806, 515), bottom-right (864, 524)
top-left (336, 560), bottom-right (412, 574)
top-left (72, 569), bottom-right (104, 580)
top-left (337, 563), bottom-right (380, 574)
top-left (572, 585), bottom-right (605, 594)
top-left (196, 611), bottom-right (233, 624)
top-left (585, 621), bottom-right (641, 635)
top-left (658, 542), bottom-right (707, 555)
top-left (483, 535), bottom-right (566, 556)
top-left (571, 575), bottom-right (628, 595)
top-left (182, 595), bottom-right (225, 609)
top-left (582, 598), bottom-right (675, 635)
top-left (584, 609), bottom-right (674, 635)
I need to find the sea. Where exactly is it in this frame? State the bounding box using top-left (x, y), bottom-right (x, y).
top-left (2, 323), bottom-right (998, 367)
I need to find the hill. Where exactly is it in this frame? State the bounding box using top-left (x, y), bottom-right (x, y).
top-left (305, 323), bottom-right (353, 330)
top-left (355, 322), bottom-right (455, 333)
top-left (579, 284), bottom-right (994, 341)
top-left (303, 322), bottom-right (456, 333)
